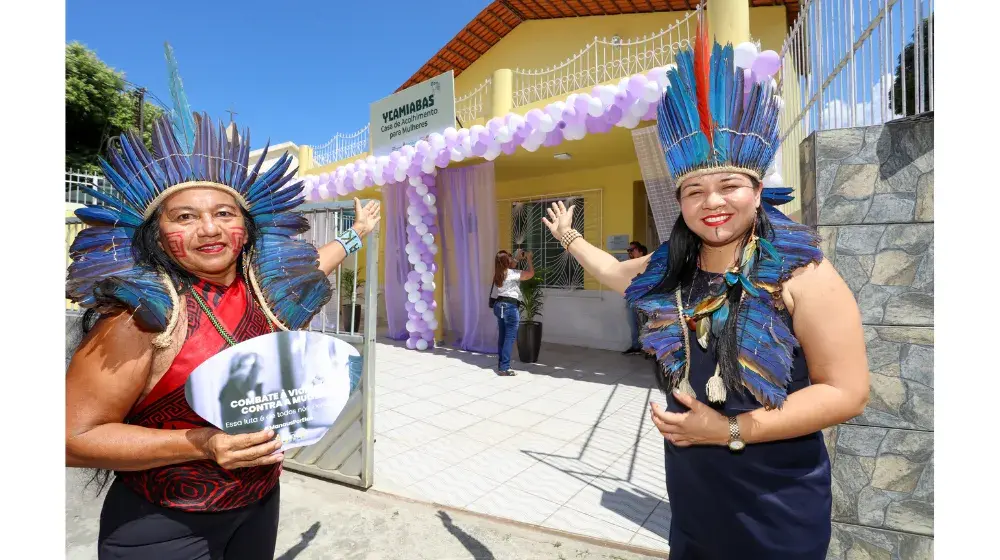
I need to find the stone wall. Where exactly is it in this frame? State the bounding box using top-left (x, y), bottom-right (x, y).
top-left (799, 115), bottom-right (934, 560)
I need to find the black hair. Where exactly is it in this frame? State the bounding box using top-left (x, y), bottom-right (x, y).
top-left (649, 179), bottom-right (774, 394)
top-left (76, 203), bottom-right (258, 494)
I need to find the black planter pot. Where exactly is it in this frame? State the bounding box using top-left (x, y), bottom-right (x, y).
top-left (516, 321), bottom-right (543, 363)
top-left (341, 304), bottom-right (362, 333)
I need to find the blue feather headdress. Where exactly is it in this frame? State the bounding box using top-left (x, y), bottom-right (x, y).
top-left (66, 113), bottom-right (332, 342)
top-left (656, 22), bottom-right (781, 186)
top-left (625, 22), bottom-right (823, 409)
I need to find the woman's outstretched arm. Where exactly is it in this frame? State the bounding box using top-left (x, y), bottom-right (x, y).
top-left (317, 198), bottom-right (382, 276)
top-left (541, 201), bottom-right (650, 295)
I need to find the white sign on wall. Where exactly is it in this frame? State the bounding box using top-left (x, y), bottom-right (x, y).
top-left (370, 70), bottom-right (456, 157)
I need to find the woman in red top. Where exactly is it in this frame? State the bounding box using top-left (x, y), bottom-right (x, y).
top-left (65, 114), bottom-right (380, 560)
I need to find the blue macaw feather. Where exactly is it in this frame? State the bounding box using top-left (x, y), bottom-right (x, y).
top-left (67, 107), bottom-right (330, 333)
top-left (164, 43), bottom-right (196, 154)
top-left (711, 299), bottom-right (729, 336)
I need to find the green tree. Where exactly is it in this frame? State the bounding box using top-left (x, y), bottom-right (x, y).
top-left (891, 15), bottom-right (934, 117)
top-left (65, 42), bottom-right (164, 173)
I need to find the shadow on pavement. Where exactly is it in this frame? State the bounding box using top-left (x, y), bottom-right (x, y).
top-left (438, 511), bottom-right (496, 560)
top-left (276, 521), bottom-right (321, 560)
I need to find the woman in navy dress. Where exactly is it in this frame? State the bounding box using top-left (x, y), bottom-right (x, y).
top-left (540, 21), bottom-right (870, 560)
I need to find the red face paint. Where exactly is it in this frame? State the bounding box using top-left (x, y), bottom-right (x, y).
top-left (230, 227), bottom-right (246, 252)
top-left (165, 232), bottom-right (187, 258)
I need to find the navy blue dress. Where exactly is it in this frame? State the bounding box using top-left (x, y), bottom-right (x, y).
top-left (662, 270), bottom-right (832, 559)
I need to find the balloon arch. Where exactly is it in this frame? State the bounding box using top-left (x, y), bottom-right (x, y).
top-left (303, 43), bottom-right (783, 350)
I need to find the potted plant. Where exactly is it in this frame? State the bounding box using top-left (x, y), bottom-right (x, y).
top-left (516, 268), bottom-right (545, 363)
top-left (339, 268), bottom-right (365, 333)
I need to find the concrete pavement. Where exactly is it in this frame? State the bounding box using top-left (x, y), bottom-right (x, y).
top-left (66, 468), bottom-right (666, 559)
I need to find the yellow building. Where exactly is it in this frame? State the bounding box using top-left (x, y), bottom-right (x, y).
top-left (296, 0), bottom-right (798, 351)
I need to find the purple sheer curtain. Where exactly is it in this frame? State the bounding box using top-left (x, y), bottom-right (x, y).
top-left (439, 162), bottom-right (499, 353)
top-left (382, 182), bottom-right (409, 340)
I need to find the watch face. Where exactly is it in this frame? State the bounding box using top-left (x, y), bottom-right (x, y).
top-left (729, 440), bottom-right (746, 452)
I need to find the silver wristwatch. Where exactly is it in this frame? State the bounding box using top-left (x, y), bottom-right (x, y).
top-left (727, 416), bottom-right (746, 452)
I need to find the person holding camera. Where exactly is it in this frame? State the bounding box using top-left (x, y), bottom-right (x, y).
top-left (491, 248), bottom-right (534, 376)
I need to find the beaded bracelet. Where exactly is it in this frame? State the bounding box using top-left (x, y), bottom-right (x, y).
top-left (560, 229), bottom-right (582, 249)
top-left (336, 228), bottom-right (364, 255)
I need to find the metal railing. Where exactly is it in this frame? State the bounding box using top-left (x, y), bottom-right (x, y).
top-left (511, 8), bottom-right (699, 108)
top-left (313, 125), bottom-right (370, 167)
top-left (66, 169), bottom-right (116, 206)
top-left (455, 77), bottom-right (491, 126)
top-left (778, 0), bottom-right (934, 216)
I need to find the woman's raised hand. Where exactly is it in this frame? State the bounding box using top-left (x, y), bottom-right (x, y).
top-left (351, 197), bottom-right (382, 237)
top-left (541, 201), bottom-right (575, 240)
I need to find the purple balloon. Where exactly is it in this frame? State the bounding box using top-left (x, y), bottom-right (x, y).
top-left (429, 300), bottom-right (437, 310)
top-left (423, 174), bottom-right (436, 187)
top-left (405, 301), bottom-right (416, 313)
top-left (422, 253), bottom-right (434, 265)
top-left (421, 291), bottom-right (434, 303)
top-left (613, 90), bottom-right (631, 109)
top-left (471, 142), bottom-right (488, 157)
top-left (543, 128), bottom-right (564, 147)
top-left (435, 153), bottom-right (450, 167)
top-left (420, 330), bottom-right (434, 342)
top-left (422, 214), bottom-right (434, 226)
top-left (407, 163), bottom-right (420, 177)
top-left (501, 140), bottom-right (518, 155)
top-left (525, 108), bottom-right (544, 128)
top-left (561, 106), bottom-right (578, 124)
top-left (606, 104), bottom-right (624, 124)
top-left (416, 241), bottom-right (427, 254)
top-left (407, 271), bottom-right (420, 282)
top-left (751, 50), bottom-right (781, 79)
top-left (584, 117), bottom-right (602, 135)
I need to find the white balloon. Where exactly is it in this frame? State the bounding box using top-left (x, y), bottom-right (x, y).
top-left (528, 129), bottom-right (546, 144)
top-left (545, 101), bottom-right (566, 120)
top-left (427, 318), bottom-right (438, 329)
top-left (421, 271), bottom-right (434, 284)
top-left (428, 243), bottom-right (439, 255)
top-left (596, 85), bottom-right (616, 107)
top-left (407, 292), bottom-right (419, 303)
top-left (733, 42), bottom-right (759, 69)
top-left (422, 309), bottom-right (435, 322)
top-left (423, 193), bottom-right (436, 206)
top-left (425, 203), bottom-right (437, 215)
top-left (421, 281), bottom-right (436, 292)
top-left (642, 81), bottom-right (662, 103)
top-left (421, 159), bottom-right (436, 174)
top-left (373, 173), bottom-right (386, 186)
top-left (404, 243), bottom-right (415, 254)
top-left (394, 167), bottom-right (406, 182)
top-left (483, 145), bottom-right (502, 161)
top-left (408, 214), bottom-right (421, 226)
top-left (415, 339), bottom-right (429, 351)
top-left (428, 133), bottom-right (446, 151)
top-left (586, 96), bottom-right (604, 117)
top-left (421, 233), bottom-right (434, 245)
top-left (408, 175), bottom-right (422, 187)
top-left (538, 114), bottom-right (556, 133)
top-left (496, 125), bottom-right (511, 143)
top-left (415, 185), bottom-right (428, 197)
top-left (415, 223), bottom-right (428, 236)
top-left (414, 300), bottom-right (428, 313)
top-left (631, 99), bottom-right (651, 117)
top-left (407, 253), bottom-right (419, 265)
top-left (414, 262), bottom-right (428, 274)
top-left (450, 148), bottom-right (465, 162)
top-left (523, 140), bottom-right (541, 153)
top-left (405, 320), bottom-right (416, 332)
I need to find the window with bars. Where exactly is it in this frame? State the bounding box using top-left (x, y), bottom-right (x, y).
top-left (510, 196), bottom-right (586, 290)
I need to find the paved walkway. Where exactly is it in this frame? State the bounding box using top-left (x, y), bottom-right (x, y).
top-left (372, 338), bottom-right (672, 554)
top-left (66, 469), bottom-right (665, 560)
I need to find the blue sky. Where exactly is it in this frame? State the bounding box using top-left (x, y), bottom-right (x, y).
top-left (67, 0), bottom-right (490, 148)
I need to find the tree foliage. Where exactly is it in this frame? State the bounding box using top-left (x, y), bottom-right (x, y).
top-left (65, 42), bottom-right (164, 173)
top-left (891, 15), bottom-right (934, 117)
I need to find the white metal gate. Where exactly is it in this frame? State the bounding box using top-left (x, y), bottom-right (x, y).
top-left (280, 200), bottom-right (378, 489)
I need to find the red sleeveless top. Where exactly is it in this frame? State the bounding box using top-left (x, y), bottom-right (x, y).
top-left (117, 275), bottom-right (281, 512)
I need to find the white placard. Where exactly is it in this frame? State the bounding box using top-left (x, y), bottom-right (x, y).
top-left (370, 70), bottom-right (456, 157)
top-left (185, 331), bottom-right (362, 452)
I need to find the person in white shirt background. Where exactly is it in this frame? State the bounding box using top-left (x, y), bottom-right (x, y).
top-left (491, 249), bottom-right (534, 376)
